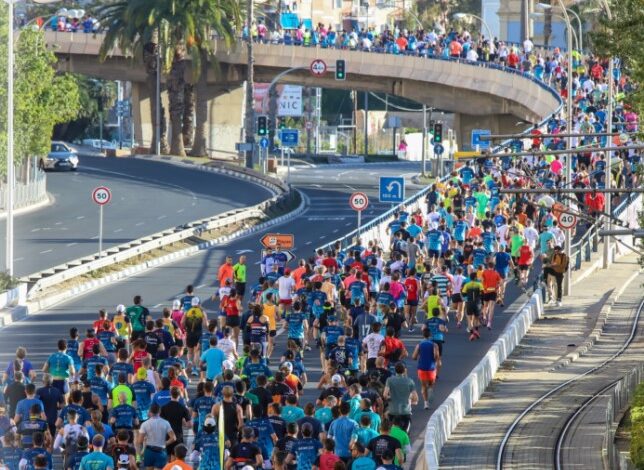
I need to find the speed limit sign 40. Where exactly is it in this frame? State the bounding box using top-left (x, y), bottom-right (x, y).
top-left (557, 211), bottom-right (577, 230)
top-left (92, 186), bottom-right (112, 206)
top-left (349, 192), bottom-right (369, 211)
top-left (310, 59), bottom-right (327, 76)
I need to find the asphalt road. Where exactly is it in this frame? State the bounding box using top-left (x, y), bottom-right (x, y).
top-left (0, 156), bottom-right (272, 278)
top-left (0, 163), bottom-right (536, 468)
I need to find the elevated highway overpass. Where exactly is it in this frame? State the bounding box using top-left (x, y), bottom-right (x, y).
top-left (45, 31), bottom-right (562, 157)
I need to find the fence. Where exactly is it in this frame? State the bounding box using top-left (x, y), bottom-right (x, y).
top-left (0, 168), bottom-right (47, 212)
top-left (605, 365), bottom-right (644, 470)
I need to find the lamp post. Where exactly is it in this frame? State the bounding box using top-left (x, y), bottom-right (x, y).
top-left (599, 0), bottom-right (613, 269)
top-left (536, 3), bottom-right (583, 50)
top-left (530, 12), bottom-right (579, 50)
top-left (5, 0), bottom-right (59, 277)
top-left (453, 12), bottom-right (494, 40)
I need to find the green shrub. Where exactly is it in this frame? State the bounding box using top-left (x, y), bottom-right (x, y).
top-left (632, 382), bottom-right (644, 468)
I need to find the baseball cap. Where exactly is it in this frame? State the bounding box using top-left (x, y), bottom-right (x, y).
top-left (191, 296), bottom-right (200, 306)
top-left (204, 416), bottom-right (216, 427)
top-left (284, 268), bottom-right (291, 275)
top-left (281, 362), bottom-right (293, 373)
top-left (116, 304), bottom-right (125, 313)
top-left (172, 299), bottom-right (181, 309)
top-left (331, 374), bottom-right (342, 384)
top-left (222, 360), bottom-right (234, 371)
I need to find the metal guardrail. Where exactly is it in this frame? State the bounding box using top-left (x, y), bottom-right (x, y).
top-left (604, 364), bottom-right (643, 470)
top-left (24, 162), bottom-right (293, 297)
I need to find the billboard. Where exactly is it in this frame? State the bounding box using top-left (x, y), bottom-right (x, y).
top-left (253, 83), bottom-right (303, 117)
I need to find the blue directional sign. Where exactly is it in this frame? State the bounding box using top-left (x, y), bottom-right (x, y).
top-left (433, 143), bottom-right (444, 155)
top-left (471, 129), bottom-right (491, 150)
top-left (280, 129), bottom-right (299, 148)
top-left (259, 137), bottom-right (269, 149)
top-left (379, 176), bottom-right (405, 203)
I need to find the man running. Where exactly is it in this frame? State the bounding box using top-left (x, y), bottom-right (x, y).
top-left (461, 272), bottom-right (484, 341)
top-left (412, 327), bottom-right (440, 409)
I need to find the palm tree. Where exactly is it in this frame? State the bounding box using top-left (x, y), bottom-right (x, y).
top-left (98, 0), bottom-right (170, 154)
top-left (99, 0), bottom-right (241, 157)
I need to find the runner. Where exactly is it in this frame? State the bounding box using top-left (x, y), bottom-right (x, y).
top-left (412, 327), bottom-right (440, 409)
top-left (461, 272), bottom-right (484, 341)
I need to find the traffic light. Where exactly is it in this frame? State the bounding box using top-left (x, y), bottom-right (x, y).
top-left (278, 119), bottom-right (286, 130)
top-left (335, 59), bottom-right (346, 80)
top-left (433, 123), bottom-right (443, 144)
top-left (257, 116), bottom-right (268, 136)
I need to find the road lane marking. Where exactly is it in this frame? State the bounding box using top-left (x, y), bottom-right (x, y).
top-left (55, 222), bottom-right (62, 225)
top-left (39, 249), bottom-right (52, 254)
top-left (345, 185), bottom-right (357, 191)
top-left (305, 241), bottom-right (312, 245)
top-left (31, 228), bottom-right (40, 232)
top-left (135, 222), bottom-right (144, 226)
top-left (114, 228), bottom-right (123, 233)
top-left (91, 236), bottom-right (99, 240)
top-left (14, 257), bottom-right (24, 262)
top-left (66, 242), bottom-right (78, 247)
top-left (157, 215), bottom-right (167, 220)
top-left (76, 216), bottom-right (85, 220)
top-left (153, 303), bottom-right (164, 308)
top-left (333, 229), bottom-right (339, 233)
top-left (177, 209), bottom-right (184, 213)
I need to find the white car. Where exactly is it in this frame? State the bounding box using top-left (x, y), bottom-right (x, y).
top-left (82, 139), bottom-right (118, 150)
top-left (40, 142), bottom-right (79, 171)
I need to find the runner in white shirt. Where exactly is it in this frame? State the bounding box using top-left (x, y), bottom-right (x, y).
top-left (217, 329), bottom-right (238, 361)
top-left (362, 323), bottom-right (384, 369)
top-left (549, 221), bottom-right (566, 248)
top-left (523, 219), bottom-right (539, 250)
top-left (277, 269), bottom-right (296, 315)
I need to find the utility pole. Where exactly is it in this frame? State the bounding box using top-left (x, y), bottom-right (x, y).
top-left (421, 105), bottom-right (427, 176)
top-left (364, 92), bottom-right (369, 159)
top-left (243, 0), bottom-right (255, 168)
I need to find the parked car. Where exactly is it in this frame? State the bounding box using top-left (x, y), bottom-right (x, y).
top-left (40, 142), bottom-right (79, 171)
top-left (81, 138), bottom-right (118, 150)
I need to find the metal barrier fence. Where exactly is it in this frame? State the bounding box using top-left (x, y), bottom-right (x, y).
top-left (605, 365), bottom-right (643, 470)
top-left (0, 170), bottom-right (47, 211)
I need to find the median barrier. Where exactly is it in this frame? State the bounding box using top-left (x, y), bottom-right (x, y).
top-left (423, 291), bottom-right (544, 469)
top-left (23, 156), bottom-right (292, 298)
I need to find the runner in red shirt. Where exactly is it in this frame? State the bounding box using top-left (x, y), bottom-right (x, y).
top-left (481, 262), bottom-right (502, 329)
top-left (517, 242), bottom-right (534, 290)
top-left (379, 326), bottom-right (408, 365)
top-left (92, 309), bottom-right (114, 333)
top-left (403, 268), bottom-right (421, 332)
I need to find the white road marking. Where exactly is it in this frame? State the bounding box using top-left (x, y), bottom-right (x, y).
top-left (66, 242), bottom-right (78, 247)
top-left (306, 217), bottom-right (346, 221)
top-left (91, 236), bottom-right (99, 240)
top-left (39, 249), bottom-right (52, 254)
top-left (312, 184), bottom-right (322, 188)
top-left (31, 228), bottom-right (40, 233)
top-left (305, 241), bottom-right (312, 245)
top-left (319, 236), bottom-right (325, 239)
top-left (345, 185), bottom-right (357, 191)
top-left (177, 209), bottom-right (184, 213)
top-left (76, 216), bottom-right (85, 220)
top-left (114, 228), bottom-right (123, 233)
top-left (333, 229), bottom-right (339, 233)
top-left (55, 222), bottom-right (62, 225)
top-left (14, 257), bottom-right (24, 262)
top-left (235, 249), bottom-right (253, 254)
top-left (153, 303), bottom-right (164, 308)
top-left (135, 222), bottom-right (144, 226)
top-left (345, 222), bottom-right (352, 226)
top-left (157, 215), bottom-right (167, 220)
top-left (196, 284), bottom-right (207, 289)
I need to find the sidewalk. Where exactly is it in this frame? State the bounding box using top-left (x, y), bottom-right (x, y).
top-left (438, 252), bottom-right (642, 469)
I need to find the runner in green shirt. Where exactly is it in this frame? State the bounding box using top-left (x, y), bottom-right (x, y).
top-left (125, 295), bottom-right (149, 340)
top-left (233, 255), bottom-right (247, 298)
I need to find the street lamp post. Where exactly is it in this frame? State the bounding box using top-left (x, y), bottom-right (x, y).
top-left (600, 0), bottom-right (613, 269)
top-left (5, 0), bottom-right (59, 276)
top-left (530, 12), bottom-right (579, 50)
top-left (453, 12), bottom-right (494, 40)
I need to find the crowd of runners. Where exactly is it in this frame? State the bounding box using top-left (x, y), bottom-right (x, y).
top-left (0, 18), bottom-right (641, 470)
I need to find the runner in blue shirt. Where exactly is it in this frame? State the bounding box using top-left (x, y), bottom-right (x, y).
top-left (471, 242), bottom-right (488, 269)
top-left (453, 218), bottom-right (470, 243)
top-left (131, 371), bottom-right (156, 421)
top-left (482, 229), bottom-right (497, 254)
top-left (284, 303), bottom-right (308, 347)
top-left (194, 417), bottom-right (221, 470)
top-left (425, 229), bottom-right (443, 260)
top-left (285, 422), bottom-right (323, 470)
top-left (247, 404), bottom-right (277, 460)
top-left (459, 163), bottom-right (475, 184)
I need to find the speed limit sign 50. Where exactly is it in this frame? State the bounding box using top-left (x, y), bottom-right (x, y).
top-left (349, 192), bottom-right (369, 211)
top-left (92, 186), bottom-right (112, 206)
top-left (557, 211), bottom-right (577, 229)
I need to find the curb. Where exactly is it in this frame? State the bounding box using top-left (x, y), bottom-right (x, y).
top-left (551, 266), bottom-right (642, 371)
top-left (21, 190), bottom-right (307, 317)
top-left (0, 192), bottom-right (52, 221)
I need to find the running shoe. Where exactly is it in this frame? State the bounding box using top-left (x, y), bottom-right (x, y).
top-left (424, 401), bottom-right (430, 410)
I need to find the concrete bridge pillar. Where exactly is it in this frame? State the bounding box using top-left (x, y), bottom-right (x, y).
top-left (454, 113), bottom-right (523, 150)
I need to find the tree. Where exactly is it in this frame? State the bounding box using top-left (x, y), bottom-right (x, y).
top-left (591, 0), bottom-right (644, 117)
top-left (0, 9), bottom-right (80, 175)
top-left (98, 0), bottom-right (170, 154)
top-left (98, 0), bottom-right (241, 157)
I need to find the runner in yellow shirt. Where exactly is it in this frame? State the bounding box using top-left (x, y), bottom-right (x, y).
top-left (263, 294), bottom-right (278, 358)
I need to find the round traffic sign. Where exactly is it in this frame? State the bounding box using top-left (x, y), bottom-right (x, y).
top-left (557, 211), bottom-right (577, 230)
top-left (310, 59), bottom-right (327, 76)
top-left (349, 192), bottom-right (369, 211)
top-left (92, 186), bottom-right (112, 206)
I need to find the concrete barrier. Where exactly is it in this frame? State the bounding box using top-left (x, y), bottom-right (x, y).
top-left (423, 291), bottom-right (544, 469)
top-left (0, 283), bottom-right (27, 310)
